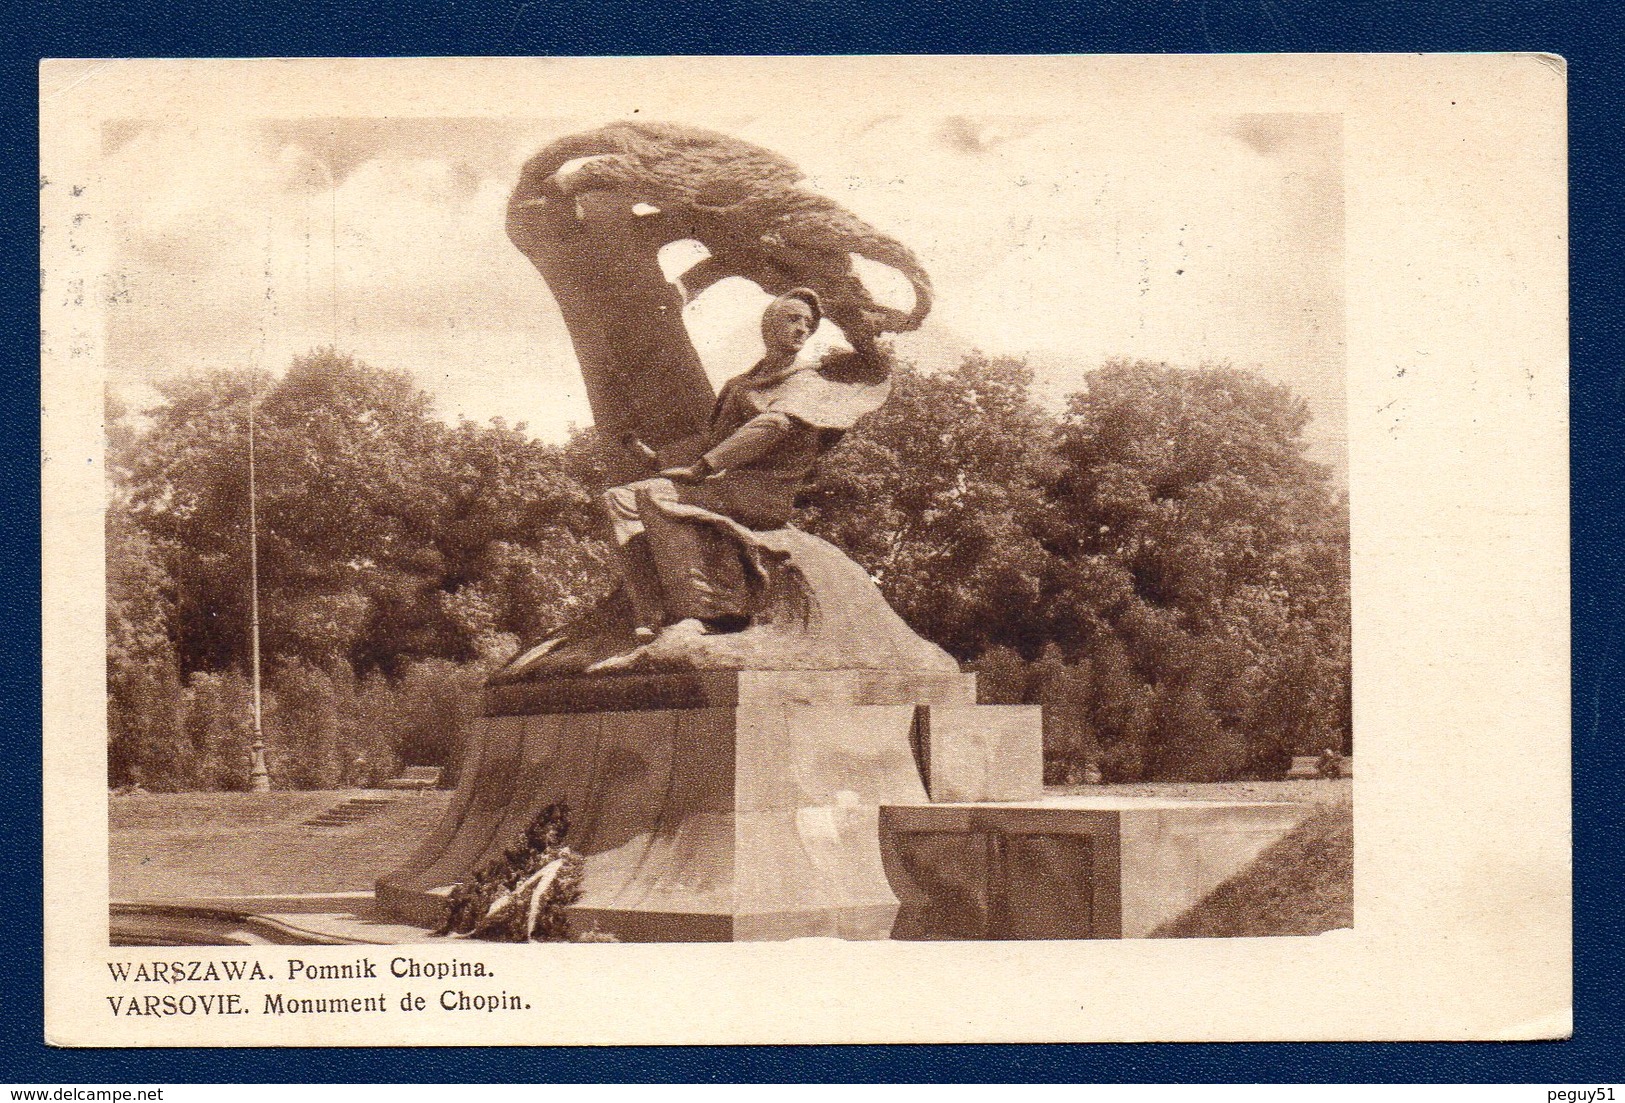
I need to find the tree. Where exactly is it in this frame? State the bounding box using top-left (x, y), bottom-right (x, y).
top-left (120, 349), bottom-right (609, 677)
top-left (108, 349), bottom-right (617, 788)
top-left (1031, 645), bottom-right (1096, 785)
top-left (106, 509), bottom-right (185, 788)
top-left (108, 345), bottom-right (1350, 788)
top-left (1041, 359), bottom-right (1350, 778)
top-left (797, 353), bottom-right (1350, 781)
top-left (425, 417), bottom-right (607, 661)
top-left (796, 354), bottom-right (1059, 658)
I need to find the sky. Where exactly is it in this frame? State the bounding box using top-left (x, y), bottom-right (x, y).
top-left (99, 110), bottom-right (1346, 473)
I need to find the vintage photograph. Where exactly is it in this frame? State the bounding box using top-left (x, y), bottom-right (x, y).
top-left (97, 102), bottom-right (1350, 947)
top-left (42, 56), bottom-right (1566, 1044)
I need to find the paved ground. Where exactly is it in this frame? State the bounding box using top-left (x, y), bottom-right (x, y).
top-left (1054, 777), bottom-right (1352, 806)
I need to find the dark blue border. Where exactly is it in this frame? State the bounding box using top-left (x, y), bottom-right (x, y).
top-left (9, 0), bottom-right (1622, 1084)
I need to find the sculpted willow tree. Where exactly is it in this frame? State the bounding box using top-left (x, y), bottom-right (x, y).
top-left (495, 121), bottom-right (958, 679)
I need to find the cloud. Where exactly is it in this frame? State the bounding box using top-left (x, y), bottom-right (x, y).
top-left (260, 117), bottom-right (544, 186)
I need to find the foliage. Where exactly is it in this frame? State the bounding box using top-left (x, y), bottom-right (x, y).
top-left (122, 349), bottom-right (605, 678)
top-left (177, 670), bottom-right (257, 792)
top-left (436, 803), bottom-right (588, 942)
top-left (1042, 360), bottom-right (1351, 779)
top-left (924, 357), bottom-right (1349, 782)
top-left (119, 658), bottom-right (488, 792)
top-left (796, 354), bottom-right (1059, 658)
top-left (106, 511), bottom-right (186, 789)
top-left (380, 660), bottom-right (484, 787)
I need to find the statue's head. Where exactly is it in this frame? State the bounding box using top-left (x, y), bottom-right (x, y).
top-left (761, 289), bottom-right (821, 357)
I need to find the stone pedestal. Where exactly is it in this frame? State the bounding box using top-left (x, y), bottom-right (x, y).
top-left (376, 670), bottom-right (1043, 941)
top-left (913, 704), bottom-right (1043, 802)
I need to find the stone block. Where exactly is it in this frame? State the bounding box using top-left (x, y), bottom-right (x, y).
top-left (917, 705), bottom-right (1043, 802)
top-left (786, 706), bottom-right (926, 807)
top-left (1115, 801), bottom-right (1311, 935)
top-left (733, 804), bottom-right (900, 940)
top-left (879, 796), bottom-right (1310, 939)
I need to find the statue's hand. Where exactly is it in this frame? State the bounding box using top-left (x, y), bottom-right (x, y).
top-left (659, 460), bottom-right (712, 484)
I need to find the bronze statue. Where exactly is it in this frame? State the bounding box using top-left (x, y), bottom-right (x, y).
top-left (605, 287), bottom-right (892, 639)
top-left (494, 122), bottom-right (956, 679)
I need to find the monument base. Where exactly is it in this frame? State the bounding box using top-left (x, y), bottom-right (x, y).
top-left (376, 670), bottom-right (1042, 941)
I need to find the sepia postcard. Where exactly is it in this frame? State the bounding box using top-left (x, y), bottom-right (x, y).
top-left (41, 54), bottom-right (1568, 1045)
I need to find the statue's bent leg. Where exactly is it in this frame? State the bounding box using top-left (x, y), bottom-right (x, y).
top-left (602, 479), bottom-right (681, 632)
top-left (616, 536), bottom-right (667, 634)
top-left (636, 487), bottom-right (752, 625)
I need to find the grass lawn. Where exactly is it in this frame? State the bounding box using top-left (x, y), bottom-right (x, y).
top-left (1045, 778), bottom-right (1352, 937)
top-left (110, 790), bottom-right (453, 900)
top-left (1149, 798), bottom-right (1353, 937)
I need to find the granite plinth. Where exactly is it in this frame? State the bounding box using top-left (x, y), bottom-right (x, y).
top-left (914, 705), bottom-right (1043, 802)
top-left (379, 669), bottom-right (1021, 941)
top-left (879, 796), bottom-right (1311, 939)
top-left (484, 669), bottom-right (976, 716)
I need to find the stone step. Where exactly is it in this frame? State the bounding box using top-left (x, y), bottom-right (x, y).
top-left (302, 795), bottom-right (398, 827)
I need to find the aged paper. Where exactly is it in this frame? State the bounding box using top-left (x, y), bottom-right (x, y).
top-left (42, 55), bottom-right (1568, 1044)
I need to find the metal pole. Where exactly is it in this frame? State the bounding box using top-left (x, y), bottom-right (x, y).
top-left (247, 379), bottom-right (271, 793)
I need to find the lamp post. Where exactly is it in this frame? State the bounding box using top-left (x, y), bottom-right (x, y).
top-left (247, 378), bottom-right (271, 793)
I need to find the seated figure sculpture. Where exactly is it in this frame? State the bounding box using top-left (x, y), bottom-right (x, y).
top-left (603, 288), bottom-right (863, 640)
top-left (380, 121), bottom-right (1002, 942)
